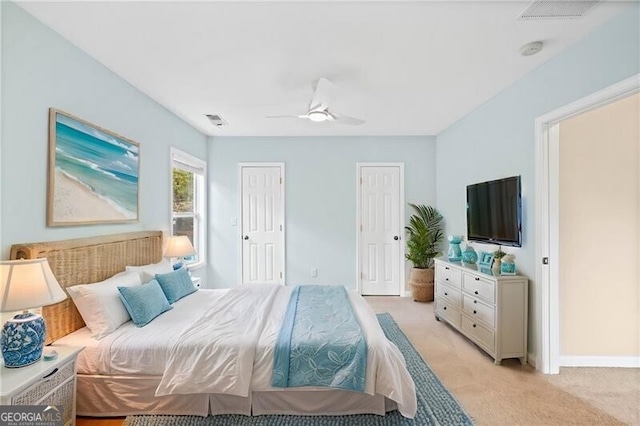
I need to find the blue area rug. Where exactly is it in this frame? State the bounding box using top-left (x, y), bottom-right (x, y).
top-left (124, 313), bottom-right (473, 425)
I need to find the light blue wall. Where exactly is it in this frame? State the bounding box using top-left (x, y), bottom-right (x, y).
top-left (208, 136), bottom-right (436, 289)
top-left (0, 3), bottom-right (208, 280)
top-left (435, 4), bottom-right (640, 357)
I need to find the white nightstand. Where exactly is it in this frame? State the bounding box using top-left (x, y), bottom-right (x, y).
top-left (191, 276), bottom-right (202, 288)
top-left (0, 346), bottom-right (83, 426)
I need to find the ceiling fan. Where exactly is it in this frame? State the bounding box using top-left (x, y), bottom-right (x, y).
top-left (267, 78), bottom-right (364, 126)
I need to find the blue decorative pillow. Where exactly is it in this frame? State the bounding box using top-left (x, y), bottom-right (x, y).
top-left (155, 267), bottom-right (197, 303)
top-left (118, 280), bottom-right (172, 327)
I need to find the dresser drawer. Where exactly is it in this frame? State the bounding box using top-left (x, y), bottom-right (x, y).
top-left (462, 273), bottom-right (495, 303)
top-left (436, 281), bottom-right (462, 307)
top-left (462, 294), bottom-right (495, 327)
top-left (435, 299), bottom-right (462, 328)
top-left (436, 264), bottom-right (462, 287)
top-left (461, 316), bottom-right (495, 351)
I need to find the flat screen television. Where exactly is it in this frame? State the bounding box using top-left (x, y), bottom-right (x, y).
top-left (466, 176), bottom-right (522, 247)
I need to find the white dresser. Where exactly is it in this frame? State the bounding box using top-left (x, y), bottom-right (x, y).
top-left (0, 346), bottom-right (83, 425)
top-left (434, 258), bottom-right (528, 365)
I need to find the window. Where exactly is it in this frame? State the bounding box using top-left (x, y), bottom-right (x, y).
top-left (171, 148), bottom-right (206, 268)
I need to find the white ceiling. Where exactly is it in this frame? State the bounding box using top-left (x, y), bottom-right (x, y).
top-left (18, 1), bottom-right (630, 137)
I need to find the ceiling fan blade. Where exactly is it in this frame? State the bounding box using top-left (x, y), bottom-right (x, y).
top-left (308, 77), bottom-right (332, 112)
top-left (329, 112), bottom-right (364, 126)
top-left (266, 115), bottom-right (309, 119)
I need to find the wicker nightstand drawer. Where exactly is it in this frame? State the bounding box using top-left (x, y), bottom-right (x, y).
top-left (12, 361), bottom-right (75, 405)
top-left (1, 346), bottom-right (83, 426)
top-left (43, 377), bottom-right (75, 425)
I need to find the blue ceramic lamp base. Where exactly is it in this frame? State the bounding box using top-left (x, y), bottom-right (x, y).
top-left (1, 312), bottom-right (46, 368)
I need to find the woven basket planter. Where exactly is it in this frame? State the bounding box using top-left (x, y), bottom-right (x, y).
top-left (410, 268), bottom-right (435, 302)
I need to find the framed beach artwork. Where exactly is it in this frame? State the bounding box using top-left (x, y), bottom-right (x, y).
top-left (47, 109), bottom-right (140, 226)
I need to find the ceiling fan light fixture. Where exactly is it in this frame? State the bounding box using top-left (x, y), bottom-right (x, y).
top-left (266, 78), bottom-right (363, 126)
top-left (308, 110), bottom-right (328, 122)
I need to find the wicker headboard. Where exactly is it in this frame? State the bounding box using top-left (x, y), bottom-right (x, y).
top-left (10, 231), bottom-right (163, 344)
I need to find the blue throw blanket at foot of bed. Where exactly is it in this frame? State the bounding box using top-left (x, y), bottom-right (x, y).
top-left (272, 285), bottom-right (367, 392)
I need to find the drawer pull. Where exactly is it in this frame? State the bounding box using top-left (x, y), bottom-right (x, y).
top-left (445, 278), bottom-right (449, 281)
top-left (42, 368), bottom-right (59, 379)
top-left (443, 307), bottom-right (447, 310)
top-left (474, 300), bottom-right (477, 304)
top-left (475, 277), bottom-right (480, 281)
top-left (472, 324), bottom-right (477, 328)
top-left (445, 267), bottom-right (450, 270)
top-left (473, 310), bottom-right (477, 314)
top-left (474, 291), bottom-right (479, 295)
top-left (444, 292), bottom-right (448, 296)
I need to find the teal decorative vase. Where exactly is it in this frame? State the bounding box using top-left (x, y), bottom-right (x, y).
top-left (461, 245), bottom-right (478, 265)
top-left (448, 235), bottom-right (463, 261)
top-left (501, 254), bottom-right (516, 275)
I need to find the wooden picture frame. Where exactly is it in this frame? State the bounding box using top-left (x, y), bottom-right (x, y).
top-left (478, 251), bottom-right (494, 269)
top-left (47, 109), bottom-right (140, 226)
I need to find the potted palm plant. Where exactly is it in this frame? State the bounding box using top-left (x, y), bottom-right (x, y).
top-left (405, 204), bottom-right (444, 302)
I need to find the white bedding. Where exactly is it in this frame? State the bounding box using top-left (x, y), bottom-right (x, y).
top-left (56, 286), bottom-right (417, 418)
top-left (54, 326), bottom-right (101, 374)
top-left (58, 289), bottom-right (231, 375)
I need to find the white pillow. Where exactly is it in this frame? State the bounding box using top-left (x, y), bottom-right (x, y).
top-left (67, 272), bottom-right (142, 339)
top-left (125, 259), bottom-right (173, 283)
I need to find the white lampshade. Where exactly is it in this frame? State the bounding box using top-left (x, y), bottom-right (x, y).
top-left (164, 236), bottom-right (196, 258)
top-left (0, 258), bottom-right (67, 312)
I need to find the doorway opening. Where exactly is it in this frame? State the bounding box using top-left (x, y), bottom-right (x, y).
top-left (535, 74), bottom-right (639, 374)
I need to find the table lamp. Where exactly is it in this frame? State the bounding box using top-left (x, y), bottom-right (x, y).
top-left (164, 236), bottom-right (196, 270)
top-left (0, 258), bottom-right (67, 368)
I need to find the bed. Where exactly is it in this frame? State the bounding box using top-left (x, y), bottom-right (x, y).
top-left (10, 231), bottom-right (417, 418)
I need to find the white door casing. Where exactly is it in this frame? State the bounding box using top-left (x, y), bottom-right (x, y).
top-left (357, 163), bottom-right (404, 296)
top-left (239, 164), bottom-right (285, 285)
top-left (534, 74), bottom-right (639, 374)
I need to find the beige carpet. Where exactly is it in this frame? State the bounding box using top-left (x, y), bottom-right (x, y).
top-left (544, 367), bottom-right (640, 425)
top-left (365, 296), bottom-right (639, 425)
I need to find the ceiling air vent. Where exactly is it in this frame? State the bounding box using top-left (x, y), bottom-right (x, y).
top-left (519, 0), bottom-right (601, 20)
top-left (206, 114), bottom-right (227, 127)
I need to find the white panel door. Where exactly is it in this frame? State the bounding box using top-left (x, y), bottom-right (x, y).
top-left (360, 166), bottom-right (401, 295)
top-left (241, 166), bottom-right (284, 285)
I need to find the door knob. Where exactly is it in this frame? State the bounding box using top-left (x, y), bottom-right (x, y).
top-left (393, 236), bottom-right (399, 241)
top-left (243, 236), bottom-right (249, 240)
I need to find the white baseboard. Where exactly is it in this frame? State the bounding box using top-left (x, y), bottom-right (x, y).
top-left (559, 355), bottom-right (640, 368)
top-left (527, 352), bottom-right (537, 369)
